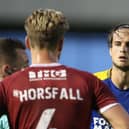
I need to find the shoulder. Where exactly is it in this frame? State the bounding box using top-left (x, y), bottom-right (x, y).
top-left (67, 66), bottom-right (97, 78)
top-left (94, 69), bottom-right (111, 80)
top-left (63, 66), bottom-right (101, 83)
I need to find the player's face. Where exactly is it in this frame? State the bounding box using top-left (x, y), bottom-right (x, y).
top-left (110, 28), bottom-right (129, 71)
top-left (15, 49), bottom-right (29, 70)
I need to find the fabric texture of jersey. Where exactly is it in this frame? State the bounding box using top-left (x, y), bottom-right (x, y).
top-left (0, 64), bottom-right (117, 129)
top-left (91, 69), bottom-right (129, 129)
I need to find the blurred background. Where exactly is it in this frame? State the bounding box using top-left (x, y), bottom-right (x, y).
top-left (0, 0), bottom-right (129, 73)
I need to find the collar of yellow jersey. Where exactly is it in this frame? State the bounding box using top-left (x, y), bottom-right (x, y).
top-left (94, 68), bottom-right (112, 80)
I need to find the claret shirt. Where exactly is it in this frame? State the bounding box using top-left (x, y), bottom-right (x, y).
top-left (0, 63), bottom-right (117, 129)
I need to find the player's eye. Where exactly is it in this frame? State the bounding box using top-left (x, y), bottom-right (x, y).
top-left (126, 42), bottom-right (129, 47)
top-left (114, 41), bottom-right (121, 46)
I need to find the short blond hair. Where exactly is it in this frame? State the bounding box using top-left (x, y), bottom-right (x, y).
top-left (24, 8), bottom-right (69, 49)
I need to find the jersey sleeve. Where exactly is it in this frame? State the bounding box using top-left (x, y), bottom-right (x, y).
top-left (92, 76), bottom-right (118, 112)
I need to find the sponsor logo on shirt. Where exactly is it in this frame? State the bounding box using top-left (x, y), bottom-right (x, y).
top-left (29, 69), bottom-right (67, 81)
top-left (93, 117), bottom-right (113, 129)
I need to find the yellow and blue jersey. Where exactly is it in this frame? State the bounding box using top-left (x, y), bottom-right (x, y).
top-left (91, 69), bottom-right (129, 129)
top-left (94, 69), bottom-right (111, 80)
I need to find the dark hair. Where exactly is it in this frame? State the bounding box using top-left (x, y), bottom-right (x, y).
top-left (0, 38), bottom-right (25, 66)
top-left (108, 24), bottom-right (129, 48)
top-left (24, 8), bottom-right (69, 51)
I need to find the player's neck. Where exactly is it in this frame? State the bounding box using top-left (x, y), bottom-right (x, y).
top-left (31, 49), bottom-right (58, 64)
top-left (0, 77), bottom-right (3, 81)
top-left (111, 68), bottom-right (129, 90)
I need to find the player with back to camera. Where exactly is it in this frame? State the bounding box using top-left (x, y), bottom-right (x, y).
top-left (90, 24), bottom-right (129, 129)
top-left (0, 38), bottom-right (29, 129)
top-left (0, 9), bottom-right (129, 129)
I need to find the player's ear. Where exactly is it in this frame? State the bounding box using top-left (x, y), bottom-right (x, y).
top-left (2, 65), bottom-right (13, 76)
top-left (109, 48), bottom-right (112, 57)
top-left (25, 36), bottom-right (30, 49)
top-left (58, 37), bottom-right (64, 52)
top-left (56, 37), bottom-right (64, 60)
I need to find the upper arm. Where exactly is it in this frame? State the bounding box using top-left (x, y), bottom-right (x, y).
top-left (101, 104), bottom-right (129, 129)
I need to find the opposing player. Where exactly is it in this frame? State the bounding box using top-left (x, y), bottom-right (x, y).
top-left (0, 9), bottom-right (129, 129)
top-left (0, 38), bottom-right (29, 129)
top-left (91, 24), bottom-right (129, 129)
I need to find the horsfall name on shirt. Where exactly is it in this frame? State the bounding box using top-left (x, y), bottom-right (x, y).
top-left (13, 87), bottom-right (84, 102)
